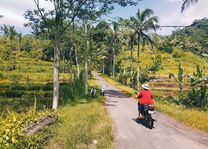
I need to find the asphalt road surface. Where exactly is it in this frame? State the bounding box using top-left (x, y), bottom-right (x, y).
top-left (93, 72), bottom-right (208, 149)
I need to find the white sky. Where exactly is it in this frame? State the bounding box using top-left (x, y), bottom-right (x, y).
top-left (0, 0), bottom-right (207, 35)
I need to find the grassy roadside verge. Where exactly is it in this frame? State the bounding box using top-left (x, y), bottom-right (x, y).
top-left (101, 74), bottom-right (208, 133)
top-left (46, 97), bottom-right (113, 149)
top-left (45, 79), bottom-right (114, 149)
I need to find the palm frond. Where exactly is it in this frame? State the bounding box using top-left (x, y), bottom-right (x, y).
top-left (142, 16), bottom-right (159, 32)
top-left (181, 0), bottom-right (198, 12)
top-left (141, 32), bottom-right (156, 48)
top-left (140, 9), bottom-right (154, 23)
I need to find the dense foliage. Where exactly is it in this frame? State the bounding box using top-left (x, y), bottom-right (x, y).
top-left (161, 18), bottom-right (208, 57)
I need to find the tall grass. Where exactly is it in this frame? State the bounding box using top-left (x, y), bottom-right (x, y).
top-left (47, 97), bottom-right (113, 149)
top-left (157, 101), bottom-right (208, 132)
top-left (45, 78), bottom-right (114, 149)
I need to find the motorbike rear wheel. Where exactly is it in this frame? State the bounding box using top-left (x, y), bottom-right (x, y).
top-left (147, 116), bottom-right (154, 129)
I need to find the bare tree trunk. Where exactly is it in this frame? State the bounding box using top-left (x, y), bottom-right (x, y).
top-left (69, 50), bottom-right (73, 83)
top-left (74, 44), bottom-right (80, 79)
top-left (72, 20), bottom-right (80, 79)
top-left (112, 52), bottom-right (115, 77)
top-left (110, 55), bottom-right (113, 76)
top-left (63, 55), bottom-right (66, 73)
top-left (84, 21), bottom-right (88, 95)
top-left (19, 35), bottom-right (22, 51)
top-left (130, 45), bottom-right (133, 82)
top-left (137, 33), bottom-right (140, 90)
top-left (52, 33), bottom-right (60, 110)
top-left (102, 58), bottom-right (105, 74)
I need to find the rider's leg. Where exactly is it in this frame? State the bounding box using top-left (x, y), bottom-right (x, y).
top-left (138, 103), bottom-right (143, 118)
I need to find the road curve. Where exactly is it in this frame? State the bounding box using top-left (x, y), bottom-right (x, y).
top-left (93, 72), bottom-right (208, 149)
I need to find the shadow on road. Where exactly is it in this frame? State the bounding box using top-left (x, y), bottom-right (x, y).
top-left (104, 103), bottom-right (117, 107)
top-left (132, 118), bottom-right (155, 129)
top-left (105, 89), bottom-right (129, 98)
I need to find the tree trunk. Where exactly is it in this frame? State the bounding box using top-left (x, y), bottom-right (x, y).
top-left (52, 33), bottom-right (60, 110)
top-left (102, 58), bottom-right (105, 74)
top-left (110, 55), bottom-right (113, 76)
top-left (19, 38), bottom-right (22, 51)
top-left (130, 45), bottom-right (133, 85)
top-left (137, 33), bottom-right (140, 90)
top-left (84, 21), bottom-right (88, 95)
top-left (72, 21), bottom-right (80, 79)
top-left (112, 52), bottom-right (115, 77)
top-left (74, 43), bottom-right (80, 79)
top-left (69, 50), bottom-right (73, 83)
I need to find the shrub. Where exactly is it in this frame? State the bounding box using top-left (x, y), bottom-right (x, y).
top-left (6, 61), bottom-right (17, 71)
top-left (140, 67), bottom-right (151, 84)
top-left (182, 65), bottom-right (208, 108)
top-left (149, 55), bottom-right (162, 72)
top-left (60, 76), bottom-right (85, 104)
top-left (172, 48), bottom-right (184, 58)
top-left (159, 45), bottom-right (173, 54)
top-left (0, 73), bottom-right (3, 80)
top-left (9, 74), bottom-right (21, 89)
top-left (0, 110), bottom-right (52, 148)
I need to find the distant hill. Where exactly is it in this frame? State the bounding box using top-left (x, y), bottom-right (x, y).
top-left (167, 18), bottom-right (208, 56)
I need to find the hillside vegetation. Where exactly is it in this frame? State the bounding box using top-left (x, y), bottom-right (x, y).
top-left (0, 3), bottom-right (207, 147)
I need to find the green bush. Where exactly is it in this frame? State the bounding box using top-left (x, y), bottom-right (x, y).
top-left (60, 76), bottom-right (85, 104)
top-left (159, 45), bottom-right (173, 54)
top-left (182, 65), bottom-right (208, 108)
top-left (149, 55), bottom-right (162, 72)
top-left (0, 73), bottom-right (3, 80)
top-left (9, 74), bottom-right (21, 89)
top-left (0, 110), bottom-right (52, 149)
top-left (172, 48), bottom-right (184, 58)
top-left (6, 61), bottom-right (17, 71)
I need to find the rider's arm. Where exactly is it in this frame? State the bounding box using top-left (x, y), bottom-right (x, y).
top-left (137, 91), bottom-right (143, 98)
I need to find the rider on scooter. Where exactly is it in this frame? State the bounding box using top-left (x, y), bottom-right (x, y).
top-left (137, 84), bottom-right (154, 118)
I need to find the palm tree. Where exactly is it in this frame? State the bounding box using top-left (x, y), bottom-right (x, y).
top-left (181, 0), bottom-right (199, 12)
top-left (111, 21), bottom-right (121, 77)
top-left (130, 8), bottom-right (158, 88)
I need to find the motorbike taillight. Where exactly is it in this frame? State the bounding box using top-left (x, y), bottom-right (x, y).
top-left (149, 105), bottom-right (155, 111)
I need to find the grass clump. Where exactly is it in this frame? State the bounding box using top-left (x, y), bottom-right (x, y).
top-left (47, 97), bottom-right (114, 149)
top-left (157, 101), bottom-right (208, 132)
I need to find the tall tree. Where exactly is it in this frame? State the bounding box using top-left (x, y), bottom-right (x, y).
top-left (128, 31), bottom-right (135, 80)
top-left (181, 0), bottom-right (199, 12)
top-left (111, 21), bottom-right (121, 77)
top-left (129, 8), bottom-right (158, 88)
top-left (1, 25), bottom-right (17, 47)
top-left (25, 0), bottom-right (138, 109)
top-left (18, 33), bottom-right (22, 51)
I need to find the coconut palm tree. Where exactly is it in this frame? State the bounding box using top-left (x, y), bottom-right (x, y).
top-left (181, 0), bottom-right (199, 12)
top-left (130, 8), bottom-right (158, 88)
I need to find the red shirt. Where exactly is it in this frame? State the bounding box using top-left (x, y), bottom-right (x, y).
top-left (137, 90), bottom-right (154, 105)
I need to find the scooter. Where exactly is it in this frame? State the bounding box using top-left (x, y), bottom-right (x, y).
top-left (100, 85), bottom-right (107, 96)
top-left (143, 104), bottom-right (155, 129)
top-left (100, 87), bottom-right (105, 96)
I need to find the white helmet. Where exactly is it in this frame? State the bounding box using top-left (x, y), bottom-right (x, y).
top-left (142, 84), bottom-right (150, 90)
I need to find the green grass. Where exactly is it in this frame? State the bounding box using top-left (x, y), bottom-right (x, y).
top-left (46, 97), bottom-right (114, 149)
top-left (0, 55), bottom-right (71, 115)
top-left (157, 101), bottom-right (208, 132)
top-left (101, 74), bottom-right (208, 132)
top-left (119, 47), bottom-right (208, 76)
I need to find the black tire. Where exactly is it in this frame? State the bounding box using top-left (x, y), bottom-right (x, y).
top-left (148, 116), bottom-right (154, 129)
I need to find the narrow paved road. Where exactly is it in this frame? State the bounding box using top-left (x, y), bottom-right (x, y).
top-left (93, 72), bottom-right (208, 149)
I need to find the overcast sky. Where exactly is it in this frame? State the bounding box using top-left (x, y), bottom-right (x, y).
top-left (0, 0), bottom-right (208, 35)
